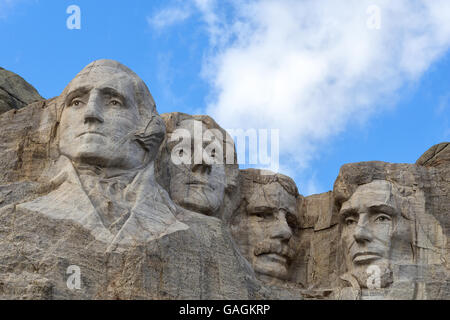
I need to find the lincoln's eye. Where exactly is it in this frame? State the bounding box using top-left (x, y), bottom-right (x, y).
top-left (375, 215), bottom-right (391, 223)
top-left (345, 218), bottom-right (357, 226)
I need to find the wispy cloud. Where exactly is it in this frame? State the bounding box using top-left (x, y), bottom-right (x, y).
top-left (200, 0), bottom-right (450, 164)
top-left (148, 5), bottom-right (193, 30)
top-left (153, 0), bottom-right (450, 194)
top-left (0, 0), bottom-right (19, 19)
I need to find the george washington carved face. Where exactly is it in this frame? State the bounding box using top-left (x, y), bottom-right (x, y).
top-left (58, 61), bottom-right (156, 170)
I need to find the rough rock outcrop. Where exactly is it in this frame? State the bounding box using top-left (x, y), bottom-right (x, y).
top-left (0, 67), bottom-right (43, 114)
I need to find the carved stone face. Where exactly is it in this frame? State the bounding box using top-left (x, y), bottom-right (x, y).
top-left (339, 180), bottom-right (412, 288)
top-left (242, 182), bottom-right (297, 280)
top-left (59, 67), bottom-right (146, 169)
top-left (165, 119), bottom-right (226, 215)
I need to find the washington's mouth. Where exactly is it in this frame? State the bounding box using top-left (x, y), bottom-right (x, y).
top-left (352, 252), bottom-right (382, 264)
top-left (258, 253), bottom-right (288, 266)
top-left (77, 131), bottom-right (105, 138)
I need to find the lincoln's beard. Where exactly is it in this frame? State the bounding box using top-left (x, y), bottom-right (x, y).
top-left (350, 260), bottom-right (393, 289)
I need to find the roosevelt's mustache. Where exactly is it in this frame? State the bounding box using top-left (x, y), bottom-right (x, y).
top-left (253, 241), bottom-right (295, 261)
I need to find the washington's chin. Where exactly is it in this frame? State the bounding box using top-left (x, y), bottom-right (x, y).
top-left (253, 254), bottom-right (289, 281)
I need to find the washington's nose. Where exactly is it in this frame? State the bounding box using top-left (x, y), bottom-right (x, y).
top-left (353, 224), bottom-right (373, 243)
top-left (271, 212), bottom-right (293, 241)
top-left (84, 92), bottom-right (104, 124)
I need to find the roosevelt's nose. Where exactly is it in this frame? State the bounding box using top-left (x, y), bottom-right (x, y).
top-left (270, 211), bottom-right (293, 241)
top-left (83, 91), bottom-right (104, 124)
top-left (191, 163), bottom-right (212, 175)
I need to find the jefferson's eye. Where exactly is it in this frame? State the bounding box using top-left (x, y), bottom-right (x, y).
top-left (110, 99), bottom-right (122, 106)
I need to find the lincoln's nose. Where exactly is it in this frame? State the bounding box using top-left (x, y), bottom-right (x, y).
top-left (353, 224), bottom-right (373, 243)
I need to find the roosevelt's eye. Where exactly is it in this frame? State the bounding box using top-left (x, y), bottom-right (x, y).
top-left (285, 212), bottom-right (298, 230)
top-left (345, 217), bottom-right (357, 226)
top-left (253, 212), bottom-right (270, 219)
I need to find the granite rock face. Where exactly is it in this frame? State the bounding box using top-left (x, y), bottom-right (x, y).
top-left (0, 61), bottom-right (448, 300)
top-left (0, 67), bottom-right (43, 114)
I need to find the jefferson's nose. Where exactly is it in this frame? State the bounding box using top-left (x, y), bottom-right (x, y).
top-left (271, 211), bottom-right (293, 241)
top-left (84, 91), bottom-right (104, 124)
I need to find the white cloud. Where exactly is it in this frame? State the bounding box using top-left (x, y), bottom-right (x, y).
top-left (196, 0), bottom-right (450, 174)
top-left (155, 0), bottom-right (450, 194)
top-left (148, 5), bottom-right (193, 30)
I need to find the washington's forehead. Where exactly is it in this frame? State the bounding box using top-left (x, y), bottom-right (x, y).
top-left (66, 68), bottom-right (135, 94)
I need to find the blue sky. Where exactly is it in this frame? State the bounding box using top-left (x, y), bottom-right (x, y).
top-left (1, 0), bottom-right (450, 195)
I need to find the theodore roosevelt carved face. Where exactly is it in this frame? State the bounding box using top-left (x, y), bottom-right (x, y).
top-left (230, 170), bottom-right (299, 281)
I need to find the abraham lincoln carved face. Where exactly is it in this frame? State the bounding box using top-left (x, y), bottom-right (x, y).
top-left (339, 180), bottom-right (413, 289)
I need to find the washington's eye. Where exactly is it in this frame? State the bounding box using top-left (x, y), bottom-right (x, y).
top-left (70, 99), bottom-right (83, 107)
top-left (178, 149), bottom-right (184, 157)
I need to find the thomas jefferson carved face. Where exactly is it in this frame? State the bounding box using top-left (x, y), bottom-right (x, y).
top-left (339, 180), bottom-right (412, 288)
top-left (165, 119), bottom-right (226, 215)
top-left (233, 180), bottom-right (298, 281)
top-left (59, 67), bottom-right (146, 170)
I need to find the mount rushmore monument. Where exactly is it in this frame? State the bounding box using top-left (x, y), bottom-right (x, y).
top-left (0, 60), bottom-right (448, 299)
